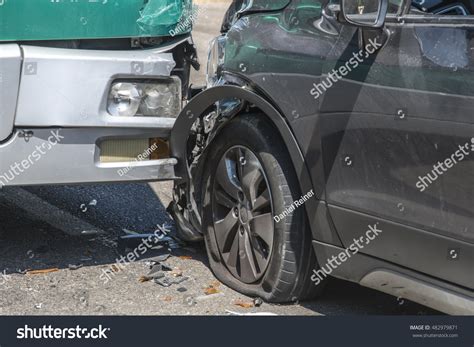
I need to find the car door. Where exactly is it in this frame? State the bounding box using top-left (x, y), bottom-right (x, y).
top-left (319, 0), bottom-right (474, 288)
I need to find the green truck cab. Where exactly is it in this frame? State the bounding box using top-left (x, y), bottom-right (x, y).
top-left (0, 0), bottom-right (197, 186)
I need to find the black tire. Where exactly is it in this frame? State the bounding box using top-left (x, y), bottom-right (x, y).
top-left (201, 114), bottom-right (324, 302)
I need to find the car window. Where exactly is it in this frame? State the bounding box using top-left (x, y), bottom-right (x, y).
top-left (410, 0), bottom-right (473, 15)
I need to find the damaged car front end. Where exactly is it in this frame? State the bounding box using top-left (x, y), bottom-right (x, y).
top-left (0, 0), bottom-right (198, 187)
top-left (169, 0), bottom-right (474, 314)
top-left (169, 0), bottom-right (294, 242)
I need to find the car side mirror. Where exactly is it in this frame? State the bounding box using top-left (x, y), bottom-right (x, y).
top-left (341, 0), bottom-right (388, 28)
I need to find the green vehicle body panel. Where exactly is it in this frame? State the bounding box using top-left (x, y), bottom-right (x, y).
top-left (0, 0), bottom-right (192, 42)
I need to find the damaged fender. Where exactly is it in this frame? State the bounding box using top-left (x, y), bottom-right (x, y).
top-left (169, 85), bottom-right (317, 241)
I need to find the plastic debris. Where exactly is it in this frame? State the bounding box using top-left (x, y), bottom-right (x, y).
top-left (117, 232), bottom-right (175, 254)
top-left (122, 228), bottom-right (140, 236)
top-left (149, 263), bottom-right (172, 274)
top-left (80, 230), bottom-right (102, 236)
top-left (154, 276), bottom-right (189, 287)
top-left (142, 254), bottom-right (171, 264)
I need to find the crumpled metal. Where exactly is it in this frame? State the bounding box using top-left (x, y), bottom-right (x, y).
top-left (137, 0), bottom-right (193, 35)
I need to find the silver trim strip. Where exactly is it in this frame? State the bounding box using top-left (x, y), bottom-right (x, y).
top-left (361, 270), bottom-right (474, 315)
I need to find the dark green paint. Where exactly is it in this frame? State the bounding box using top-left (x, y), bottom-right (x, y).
top-left (0, 0), bottom-right (192, 41)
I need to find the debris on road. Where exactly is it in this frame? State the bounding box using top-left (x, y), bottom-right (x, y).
top-left (254, 298), bottom-right (263, 307)
top-left (142, 254), bottom-right (171, 264)
top-left (118, 224), bottom-right (186, 255)
top-left (149, 263), bottom-right (172, 273)
top-left (154, 276), bottom-right (189, 287)
top-left (170, 268), bottom-right (183, 277)
top-left (233, 299), bottom-right (254, 308)
top-left (204, 281), bottom-right (221, 295)
top-left (194, 293), bottom-right (225, 302)
top-left (117, 233), bottom-right (167, 253)
top-left (139, 259), bottom-right (189, 287)
top-left (204, 287), bottom-right (219, 295)
top-left (80, 230), bottom-right (103, 237)
top-left (179, 255), bottom-right (193, 260)
top-left (68, 264), bottom-right (84, 271)
top-left (139, 276), bottom-right (152, 283)
top-left (26, 268), bottom-right (59, 275)
top-left (122, 228), bottom-right (140, 236)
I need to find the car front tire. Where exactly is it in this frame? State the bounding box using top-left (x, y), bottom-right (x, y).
top-left (201, 114), bottom-right (323, 302)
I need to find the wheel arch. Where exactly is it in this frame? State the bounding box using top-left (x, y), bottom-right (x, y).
top-left (170, 84), bottom-right (343, 247)
top-left (171, 85), bottom-right (313, 202)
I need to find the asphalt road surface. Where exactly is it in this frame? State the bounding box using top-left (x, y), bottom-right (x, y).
top-left (0, 1), bottom-right (438, 316)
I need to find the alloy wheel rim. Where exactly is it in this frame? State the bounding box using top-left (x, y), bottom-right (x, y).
top-left (212, 145), bottom-right (274, 284)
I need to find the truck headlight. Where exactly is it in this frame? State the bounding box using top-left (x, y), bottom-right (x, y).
top-left (207, 36), bottom-right (226, 87)
top-left (107, 77), bottom-right (181, 118)
top-left (108, 83), bottom-right (141, 118)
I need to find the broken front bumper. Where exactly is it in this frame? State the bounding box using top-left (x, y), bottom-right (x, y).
top-left (0, 37), bottom-right (195, 186)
